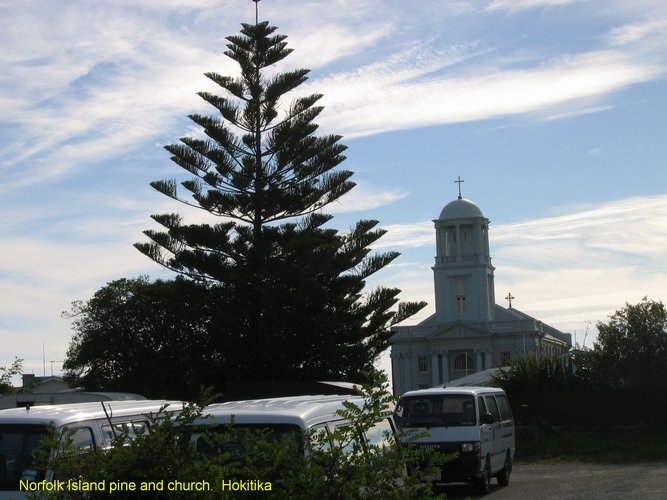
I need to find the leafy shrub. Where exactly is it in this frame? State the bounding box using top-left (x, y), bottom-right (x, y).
top-left (491, 353), bottom-right (579, 394)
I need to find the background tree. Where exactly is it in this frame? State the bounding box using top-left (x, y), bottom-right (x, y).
top-left (491, 353), bottom-right (579, 395)
top-left (0, 357), bottom-right (23, 394)
top-left (591, 297), bottom-right (667, 392)
top-left (63, 277), bottom-right (220, 399)
top-left (133, 20), bottom-right (425, 382)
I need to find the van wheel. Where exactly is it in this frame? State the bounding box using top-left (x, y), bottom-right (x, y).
top-left (475, 457), bottom-right (491, 494)
top-left (497, 451), bottom-right (512, 486)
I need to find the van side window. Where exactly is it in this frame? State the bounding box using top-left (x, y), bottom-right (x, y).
top-left (309, 425), bottom-right (331, 452)
top-left (332, 424), bottom-right (363, 456)
top-left (102, 420), bottom-right (149, 442)
top-left (70, 427), bottom-right (95, 452)
top-left (52, 427), bottom-right (96, 482)
top-left (364, 417), bottom-right (393, 449)
top-left (495, 394), bottom-right (513, 422)
top-left (483, 395), bottom-right (500, 422)
top-left (477, 396), bottom-right (487, 421)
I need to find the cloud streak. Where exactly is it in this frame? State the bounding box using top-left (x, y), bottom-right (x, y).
top-left (314, 48), bottom-right (664, 138)
top-left (3, 0), bottom-right (666, 189)
top-left (487, 0), bottom-right (585, 14)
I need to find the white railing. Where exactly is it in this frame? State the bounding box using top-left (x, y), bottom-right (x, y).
top-left (434, 255), bottom-right (489, 266)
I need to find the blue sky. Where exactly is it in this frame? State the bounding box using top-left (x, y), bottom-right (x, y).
top-left (1, 0), bottom-right (666, 379)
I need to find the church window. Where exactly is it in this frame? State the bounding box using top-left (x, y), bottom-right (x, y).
top-left (455, 277), bottom-right (466, 314)
top-left (452, 352), bottom-right (475, 379)
top-left (417, 356), bottom-right (428, 374)
top-left (456, 296), bottom-right (466, 314)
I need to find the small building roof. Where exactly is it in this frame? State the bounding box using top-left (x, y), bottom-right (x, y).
top-left (446, 367), bottom-right (506, 387)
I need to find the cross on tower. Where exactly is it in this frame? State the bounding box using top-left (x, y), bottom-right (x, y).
top-left (505, 292), bottom-right (515, 309)
top-left (455, 176), bottom-right (464, 199)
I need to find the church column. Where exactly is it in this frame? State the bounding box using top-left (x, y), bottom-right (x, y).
top-left (442, 351), bottom-right (450, 384)
top-left (475, 350), bottom-right (483, 373)
top-left (437, 353), bottom-right (443, 385)
top-left (455, 224), bottom-right (462, 259)
top-left (391, 353), bottom-right (402, 396)
top-left (473, 221), bottom-right (482, 262)
top-left (435, 225), bottom-right (444, 261)
top-left (484, 350), bottom-right (492, 371)
top-left (431, 353), bottom-right (439, 387)
top-left (405, 355), bottom-right (412, 393)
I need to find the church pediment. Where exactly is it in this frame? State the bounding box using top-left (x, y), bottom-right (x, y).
top-left (428, 321), bottom-right (492, 339)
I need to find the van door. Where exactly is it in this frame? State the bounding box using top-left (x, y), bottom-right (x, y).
top-left (49, 426), bottom-right (98, 482)
top-left (477, 396), bottom-right (493, 464)
top-left (494, 394), bottom-right (515, 461)
top-left (482, 395), bottom-right (503, 472)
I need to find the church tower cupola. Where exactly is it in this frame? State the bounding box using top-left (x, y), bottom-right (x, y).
top-left (433, 182), bottom-right (495, 324)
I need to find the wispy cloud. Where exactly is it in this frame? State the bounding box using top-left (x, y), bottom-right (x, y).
top-left (492, 195), bottom-right (667, 260)
top-left (329, 182), bottom-right (409, 214)
top-left (2, 0), bottom-right (666, 188)
top-left (0, 2), bottom-right (233, 189)
top-left (373, 221), bottom-right (433, 250)
top-left (313, 48), bottom-right (664, 137)
top-left (539, 104), bottom-right (614, 122)
top-left (607, 18), bottom-right (667, 46)
top-left (282, 22), bottom-right (393, 70)
top-left (487, 0), bottom-right (585, 13)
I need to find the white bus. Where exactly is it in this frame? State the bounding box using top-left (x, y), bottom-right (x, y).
top-left (0, 400), bottom-right (182, 493)
top-left (395, 386), bottom-right (515, 494)
top-left (193, 394), bottom-right (396, 457)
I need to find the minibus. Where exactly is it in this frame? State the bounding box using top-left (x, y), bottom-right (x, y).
top-left (395, 386), bottom-right (515, 494)
top-left (193, 394), bottom-right (395, 458)
top-left (0, 399), bottom-right (182, 493)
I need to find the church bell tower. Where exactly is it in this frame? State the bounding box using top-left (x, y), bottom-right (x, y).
top-left (433, 183), bottom-right (495, 324)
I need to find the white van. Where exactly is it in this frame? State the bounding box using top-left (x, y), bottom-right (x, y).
top-left (395, 386), bottom-right (515, 494)
top-left (0, 399), bottom-right (181, 494)
top-left (194, 394), bottom-right (395, 457)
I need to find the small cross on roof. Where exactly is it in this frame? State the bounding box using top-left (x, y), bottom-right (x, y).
top-left (455, 176), bottom-right (464, 199)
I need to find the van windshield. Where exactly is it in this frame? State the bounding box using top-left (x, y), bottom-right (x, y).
top-left (0, 424), bottom-right (48, 490)
top-left (395, 395), bottom-right (476, 428)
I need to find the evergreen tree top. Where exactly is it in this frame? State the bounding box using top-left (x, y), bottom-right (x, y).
top-left (131, 18), bottom-right (426, 381)
top-left (226, 22), bottom-right (293, 70)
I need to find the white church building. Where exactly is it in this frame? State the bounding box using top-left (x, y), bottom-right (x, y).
top-left (390, 192), bottom-right (571, 395)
